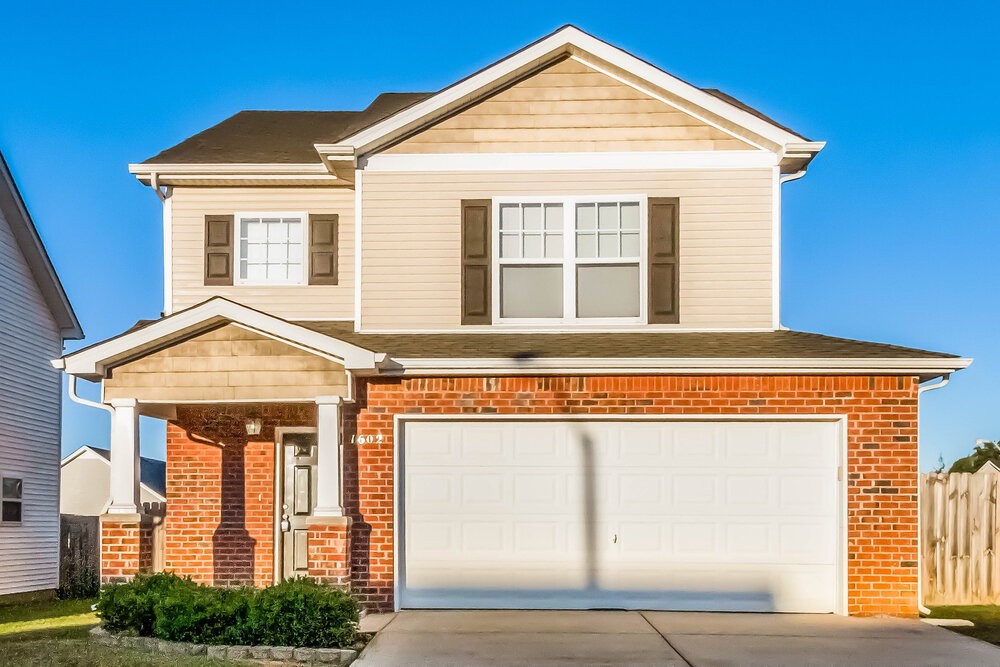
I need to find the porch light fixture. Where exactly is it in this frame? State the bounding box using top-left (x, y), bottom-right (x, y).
top-left (245, 418), bottom-right (263, 436)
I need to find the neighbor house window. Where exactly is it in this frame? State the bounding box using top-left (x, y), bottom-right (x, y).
top-left (236, 213), bottom-right (305, 285)
top-left (496, 197), bottom-right (644, 322)
top-left (1, 477), bottom-right (22, 524)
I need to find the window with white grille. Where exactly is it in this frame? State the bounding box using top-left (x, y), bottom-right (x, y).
top-left (236, 213), bottom-right (305, 285)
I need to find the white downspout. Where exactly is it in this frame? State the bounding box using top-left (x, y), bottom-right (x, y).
top-left (150, 173), bottom-right (173, 316)
top-left (773, 169), bottom-right (808, 330)
top-left (68, 375), bottom-right (113, 415)
top-left (916, 373), bottom-right (951, 615)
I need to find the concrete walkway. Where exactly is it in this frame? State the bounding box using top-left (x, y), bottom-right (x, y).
top-left (355, 610), bottom-right (1000, 666)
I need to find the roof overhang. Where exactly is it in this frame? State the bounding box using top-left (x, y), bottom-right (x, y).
top-left (0, 151), bottom-right (83, 340)
top-left (127, 162), bottom-right (351, 187)
top-left (54, 297), bottom-right (384, 381)
top-left (314, 25), bottom-right (823, 172)
top-left (377, 355), bottom-right (972, 382)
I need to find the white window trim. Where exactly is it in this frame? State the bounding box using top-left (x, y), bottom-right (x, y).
top-left (0, 474), bottom-right (23, 526)
top-left (491, 195), bottom-right (647, 326)
top-left (233, 211), bottom-right (309, 287)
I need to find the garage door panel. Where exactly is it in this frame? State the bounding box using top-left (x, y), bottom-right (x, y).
top-left (402, 419), bottom-right (840, 612)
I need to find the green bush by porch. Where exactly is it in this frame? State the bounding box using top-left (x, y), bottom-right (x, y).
top-left (97, 573), bottom-right (358, 648)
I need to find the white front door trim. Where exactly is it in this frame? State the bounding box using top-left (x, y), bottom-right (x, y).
top-left (392, 413), bottom-right (848, 615)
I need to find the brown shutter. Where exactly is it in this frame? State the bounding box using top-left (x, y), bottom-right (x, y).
top-left (461, 199), bottom-right (491, 325)
top-left (648, 197), bottom-right (679, 323)
top-left (204, 214), bottom-right (234, 286)
top-left (308, 214), bottom-right (339, 285)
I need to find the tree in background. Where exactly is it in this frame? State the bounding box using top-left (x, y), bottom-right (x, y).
top-left (949, 440), bottom-right (1000, 473)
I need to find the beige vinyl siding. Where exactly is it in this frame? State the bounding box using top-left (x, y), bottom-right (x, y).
top-left (0, 203), bottom-right (62, 596)
top-left (104, 324), bottom-right (349, 402)
top-left (361, 169), bottom-right (773, 330)
top-left (386, 58), bottom-right (753, 154)
top-left (170, 187), bottom-right (355, 319)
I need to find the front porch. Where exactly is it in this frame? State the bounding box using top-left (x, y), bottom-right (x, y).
top-left (101, 401), bottom-right (354, 590)
top-left (54, 301), bottom-right (381, 593)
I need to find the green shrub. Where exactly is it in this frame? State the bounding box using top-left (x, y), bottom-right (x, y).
top-left (58, 562), bottom-right (100, 599)
top-left (244, 578), bottom-right (359, 648)
top-left (97, 572), bottom-right (196, 635)
top-left (153, 585), bottom-right (253, 644)
top-left (97, 575), bottom-right (358, 648)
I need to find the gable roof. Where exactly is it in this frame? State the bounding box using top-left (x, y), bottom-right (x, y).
top-left (323, 25), bottom-right (821, 160)
top-left (0, 150), bottom-right (82, 340)
top-left (54, 296), bottom-right (383, 381)
top-left (133, 26), bottom-right (822, 173)
top-left (61, 445), bottom-right (167, 501)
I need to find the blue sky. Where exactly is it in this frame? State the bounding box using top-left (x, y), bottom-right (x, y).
top-left (1, 2), bottom-right (996, 469)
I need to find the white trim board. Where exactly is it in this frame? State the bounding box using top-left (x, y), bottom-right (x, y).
top-left (382, 356), bottom-right (973, 377)
top-left (362, 151), bottom-right (777, 173)
top-left (55, 297), bottom-right (384, 380)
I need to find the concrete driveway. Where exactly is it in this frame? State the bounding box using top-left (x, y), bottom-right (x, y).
top-left (355, 610), bottom-right (1000, 666)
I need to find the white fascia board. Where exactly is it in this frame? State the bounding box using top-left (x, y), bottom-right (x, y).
top-left (333, 26), bottom-right (807, 155)
top-left (363, 150), bottom-right (777, 173)
top-left (380, 356), bottom-right (974, 376)
top-left (59, 298), bottom-right (380, 377)
top-left (128, 163), bottom-right (330, 175)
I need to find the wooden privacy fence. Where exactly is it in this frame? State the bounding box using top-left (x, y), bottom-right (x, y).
top-left (921, 462), bottom-right (1000, 605)
top-left (60, 514), bottom-right (100, 597)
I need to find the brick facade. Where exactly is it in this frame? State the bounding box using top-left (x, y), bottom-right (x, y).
top-left (164, 404), bottom-right (315, 587)
top-left (100, 514), bottom-right (153, 583)
top-left (350, 375), bottom-right (920, 617)
top-left (308, 520), bottom-right (352, 587)
top-left (155, 374), bottom-right (919, 617)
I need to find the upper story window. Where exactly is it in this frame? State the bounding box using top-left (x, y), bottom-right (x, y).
top-left (236, 213), bottom-right (306, 285)
top-left (204, 212), bottom-right (339, 288)
top-left (494, 196), bottom-right (645, 323)
top-left (1, 476), bottom-right (22, 524)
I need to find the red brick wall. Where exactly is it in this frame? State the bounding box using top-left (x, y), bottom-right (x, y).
top-left (351, 375), bottom-right (920, 616)
top-left (308, 521), bottom-right (352, 587)
top-left (164, 404), bottom-right (314, 587)
top-left (100, 516), bottom-right (152, 583)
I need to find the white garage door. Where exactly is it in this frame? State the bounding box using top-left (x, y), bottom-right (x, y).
top-left (401, 419), bottom-right (841, 613)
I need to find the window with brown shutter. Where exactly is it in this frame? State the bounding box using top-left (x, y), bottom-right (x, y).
top-left (308, 214), bottom-right (338, 285)
top-left (647, 197), bottom-right (679, 323)
top-left (204, 214), bottom-right (234, 286)
top-left (461, 199), bottom-right (491, 324)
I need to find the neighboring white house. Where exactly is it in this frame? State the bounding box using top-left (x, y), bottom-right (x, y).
top-left (61, 446), bottom-right (165, 516)
top-left (0, 149), bottom-right (83, 600)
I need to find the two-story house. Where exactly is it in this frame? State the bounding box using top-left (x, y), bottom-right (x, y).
top-left (57, 26), bottom-right (969, 617)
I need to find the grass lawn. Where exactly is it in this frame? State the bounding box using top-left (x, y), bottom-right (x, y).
top-left (927, 605), bottom-right (1000, 647)
top-left (0, 597), bottom-right (237, 666)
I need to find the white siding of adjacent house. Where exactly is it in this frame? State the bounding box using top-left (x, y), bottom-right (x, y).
top-left (0, 203), bottom-right (63, 596)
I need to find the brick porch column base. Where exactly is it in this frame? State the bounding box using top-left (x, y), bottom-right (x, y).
top-left (307, 517), bottom-right (352, 588)
top-left (100, 513), bottom-right (153, 583)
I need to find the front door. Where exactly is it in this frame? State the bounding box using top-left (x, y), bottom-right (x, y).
top-left (280, 431), bottom-right (318, 580)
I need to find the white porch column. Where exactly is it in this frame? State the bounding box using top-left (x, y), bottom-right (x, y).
top-left (314, 396), bottom-right (344, 517)
top-left (107, 398), bottom-right (141, 515)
